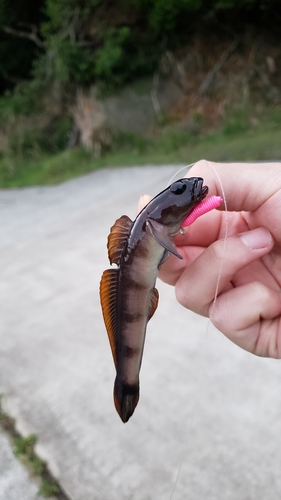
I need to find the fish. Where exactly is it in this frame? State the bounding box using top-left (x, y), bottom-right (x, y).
top-left (100, 177), bottom-right (208, 423)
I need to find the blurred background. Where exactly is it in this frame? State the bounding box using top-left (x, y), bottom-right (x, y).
top-left (1, 2), bottom-right (281, 500)
top-left (0, 0), bottom-right (281, 188)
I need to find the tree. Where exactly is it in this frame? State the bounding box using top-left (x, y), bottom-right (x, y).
top-left (0, 0), bottom-right (44, 92)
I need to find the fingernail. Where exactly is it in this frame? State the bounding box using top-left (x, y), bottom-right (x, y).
top-left (239, 228), bottom-right (272, 249)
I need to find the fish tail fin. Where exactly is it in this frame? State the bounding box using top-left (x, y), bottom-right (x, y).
top-left (114, 377), bottom-right (139, 423)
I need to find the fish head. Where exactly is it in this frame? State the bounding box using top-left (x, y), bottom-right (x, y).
top-left (129, 177), bottom-right (209, 261)
top-left (146, 177), bottom-right (208, 228)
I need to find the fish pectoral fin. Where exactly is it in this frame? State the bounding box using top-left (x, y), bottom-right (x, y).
top-left (148, 287), bottom-right (159, 321)
top-left (100, 268), bottom-right (119, 368)
top-left (146, 220), bottom-right (183, 260)
top-left (107, 215), bottom-right (133, 265)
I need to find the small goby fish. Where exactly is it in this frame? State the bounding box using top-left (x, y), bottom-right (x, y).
top-left (100, 177), bottom-right (208, 423)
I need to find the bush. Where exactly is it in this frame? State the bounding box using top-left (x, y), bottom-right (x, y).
top-left (0, 81), bottom-right (45, 119)
top-left (8, 117), bottom-right (72, 157)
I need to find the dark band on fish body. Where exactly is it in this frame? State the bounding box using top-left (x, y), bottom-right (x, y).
top-left (124, 345), bottom-right (140, 358)
top-left (132, 243), bottom-right (149, 259)
top-left (122, 275), bottom-right (147, 292)
top-left (120, 383), bottom-right (139, 396)
top-left (122, 311), bottom-right (144, 323)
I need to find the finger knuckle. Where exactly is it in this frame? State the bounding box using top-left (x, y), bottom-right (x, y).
top-left (194, 159), bottom-right (213, 171)
top-left (210, 240), bottom-right (225, 262)
top-left (210, 301), bottom-right (226, 330)
top-left (252, 281), bottom-right (272, 303)
top-left (175, 283), bottom-right (188, 308)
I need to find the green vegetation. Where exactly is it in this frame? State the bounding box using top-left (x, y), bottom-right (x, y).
top-left (1, 1), bottom-right (281, 188)
top-left (37, 0), bottom-right (281, 90)
top-left (0, 399), bottom-right (65, 498)
top-left (13, 434), bottom-right (46, 476)
top-left (1, 0), bottom-right (280, 93)
top-left (39, 478), bottom-right (61, 498)
top-left (13, 434), bottom-right (61, 498)
top-left (1, 106), bottom-right (280, 187)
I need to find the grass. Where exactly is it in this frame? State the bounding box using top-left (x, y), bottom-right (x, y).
top-left (0, 398), bottom-right (67, 499)
top-left (1, 106), bottom-right (281, 188)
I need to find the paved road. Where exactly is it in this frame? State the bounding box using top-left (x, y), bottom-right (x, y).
top-left (1, 165), bottom-right (281, 500)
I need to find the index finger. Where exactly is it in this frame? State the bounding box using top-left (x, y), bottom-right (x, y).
top-left (188, 160), bottom-right (281, 213)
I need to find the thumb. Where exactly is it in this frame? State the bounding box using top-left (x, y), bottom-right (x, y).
top-left (137, 194), bottom-right (152, 215)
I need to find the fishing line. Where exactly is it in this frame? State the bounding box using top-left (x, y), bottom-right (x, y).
top-left (166, 163), bottom-right (196, 187)
top-left (207, 160), bottom-right (228, 316)
top-left (168, 161), bottom-right (228, 500)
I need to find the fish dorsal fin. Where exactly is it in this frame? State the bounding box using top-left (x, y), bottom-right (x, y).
top-left (107, 215), bottom-right (133, 265)
top-left (148, 287), bottom-right (159, 321)
top-left (146, 219), bottom-right (183, 260)
top-left (100, 268), bottom-right (119, 368)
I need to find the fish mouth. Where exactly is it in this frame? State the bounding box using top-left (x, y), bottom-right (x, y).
top-left (193, 178), bottom-right (208, 201)
top-left (202, 185), bottom-right (208, 197)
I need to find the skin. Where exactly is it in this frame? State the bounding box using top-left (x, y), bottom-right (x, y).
top-left (138, 161), bottom-right (281, 358)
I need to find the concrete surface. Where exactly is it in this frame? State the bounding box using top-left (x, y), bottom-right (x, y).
top-left (0, 430), bottom-right (40, 500)
top-left (1, 165), bottom-right (281, 500)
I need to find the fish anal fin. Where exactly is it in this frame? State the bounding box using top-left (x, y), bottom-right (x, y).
top-left (107, 215), bottom-right (133, 265)
top-left (148, 287), bottom-right (159, 321)
top-left (146, 220), bottom-right (183, 260)
top-left (100, 268), bottom-right (119, 368)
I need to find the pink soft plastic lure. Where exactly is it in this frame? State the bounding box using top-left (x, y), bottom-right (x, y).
top-left (182, 195), bottom-right (222, 227)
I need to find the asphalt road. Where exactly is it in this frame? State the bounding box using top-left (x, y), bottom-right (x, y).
top-left (1, 165), bottom-right (281, 500)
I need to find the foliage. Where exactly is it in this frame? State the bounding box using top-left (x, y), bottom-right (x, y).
top-left (0, 0), bottom-right (281, 183)
top-left (1, 0), bottom-right (280, 96)
top-left (13, 434), bottom-right (45, 476)
top-left (128, 0), bottom-right (203, 33)
top-left (36, 3), bottom-right (160, 89)
top-left (41, 0), bottom-right (85, 35)
top-left (13, 433), bottom-right (61, 497)
top-left (39, 478), bottom-right (61, 498)
top-left (211, 0), bottom-right (279, 9)
top-left (0, 0), bottom-right (280, 97)
top-left (33, 36), bottom-right (96, 85)
top-left (8, 117), bottom-right (72, 157)
top-left (1, 107), bottom-right (281, 188)
top-left (0, 80), bottom-right (45, 118)
top-left (13, 433), bottom-right (37, 456)
top-left (0, 401), bottom-right (64, 499)
top-left (95, 27), bottom-right (131, 83)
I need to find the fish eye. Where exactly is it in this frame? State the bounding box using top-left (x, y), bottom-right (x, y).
top-left (170, 181), bottom-right (186, 195)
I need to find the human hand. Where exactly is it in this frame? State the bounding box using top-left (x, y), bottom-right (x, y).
top-left (141, 161), bottom-right (281, 358)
